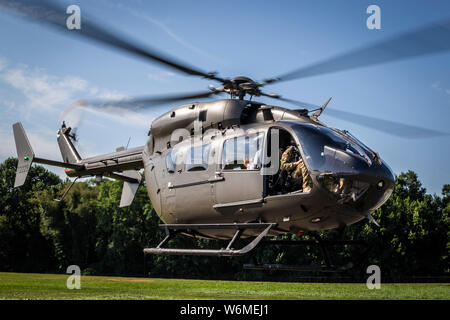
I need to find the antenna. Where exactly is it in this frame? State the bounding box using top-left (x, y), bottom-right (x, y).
top-left (312, 97), bottom-right (332, 120)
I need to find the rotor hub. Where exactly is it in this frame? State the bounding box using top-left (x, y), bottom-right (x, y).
top-left (223, 76), bottom-right (261, 99)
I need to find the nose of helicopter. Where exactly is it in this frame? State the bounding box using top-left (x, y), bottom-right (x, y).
top-left (359, 160), bottom-right (395, 212)
top-left (316, 158), bottom-right (395, 214)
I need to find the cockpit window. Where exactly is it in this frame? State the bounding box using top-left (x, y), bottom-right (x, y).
top-left (185, 143), bottom-right (210, 171)
top-left (222, 132), bottom-right (264, 170)
top-left (338, 129), bottom-right (376, 160)
top-left (291, 123), bottom-right (371, 171)
top-left (166, 149), bottom-right (178, 173)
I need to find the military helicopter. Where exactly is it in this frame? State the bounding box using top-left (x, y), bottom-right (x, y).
top-left (4, 1), bottom-right (450, 271)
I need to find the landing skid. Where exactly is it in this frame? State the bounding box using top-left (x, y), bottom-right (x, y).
top-left (243, 262), bottom-right (354, 272)
top-left (144, 224), bottom-right (368, 272)
top-left (143, 223), bottom-right (277, 257)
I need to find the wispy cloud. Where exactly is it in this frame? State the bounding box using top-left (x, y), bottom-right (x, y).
top-left (0, 60), bottom-right (153, 128)
top-left (0, 125), bottom-right (66, 178)
top-left (0, 127), bottom-right (16, 159)
top-left (0, 58), bottom-right (154, 166)
top-left (431, 81), bottom-right (450, 96)
top-left (0, 57), bottom-right (8, 71)
top-left (147, 70), bottom-right (176, 82)
top-left (132, 12), bottom-right (223, 64)
top-left (431, 82), bottom-right (441, 90)
top-left (80, 105), bottom-right (153, 129)
top-left (2, 65), bottom-right (88, 116)
top-left (110, 2), bottom-right (225, 66)
top-left (0, 125), bottom-right (61, 161)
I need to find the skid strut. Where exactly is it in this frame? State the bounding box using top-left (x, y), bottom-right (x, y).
top-left (144, 223), bottom-right (277, 257)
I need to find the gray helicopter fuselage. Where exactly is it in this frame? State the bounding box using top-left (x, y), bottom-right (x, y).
top-left (141, 99), bottom-right (394, 239)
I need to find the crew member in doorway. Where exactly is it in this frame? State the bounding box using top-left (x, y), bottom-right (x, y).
top-left (280, 142), bottom-right (312, 193)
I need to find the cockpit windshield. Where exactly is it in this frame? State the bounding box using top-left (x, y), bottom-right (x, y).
top-left (337, 129), bottom-right (376, 160)
top-left (291, 123), bottom-right (372, 171)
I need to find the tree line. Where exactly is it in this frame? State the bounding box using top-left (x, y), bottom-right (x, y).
top-left (0, 158), bottom-right (448, 281)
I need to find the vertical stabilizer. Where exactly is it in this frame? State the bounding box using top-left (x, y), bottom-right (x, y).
top-left (57, 122), bottom-right (81, 163)
top-left (115, 146), bottom-right (142, 207)
top-left (13, 122), bottom-right (35, 187)
top-left (120, 171), bottom-right (141, 207)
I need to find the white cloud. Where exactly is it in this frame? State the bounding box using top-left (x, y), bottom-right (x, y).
top-left (3, 100), bottom-right (16, 111)
top-left (431, 82), bottom-right (450, 96)
top-left (2, 66), bottom-right (88, 116)
top-left (136, 13), bottom-right (221, 63)
top-left (28, 131), bottom-right (62, 161)
top-left (108, 2), bottom-right (225, 65)
top-left (431, 82), bottom-right (441, 90)
top-left (147, 70), bottom-right (176, 82)
top-left (0, 127), bottom-right (15, 159)
top-left (0, 60), bottom-right (153, 166)
top-left (94, 90), bottom-right (129, 101)
top-left (0, 126), bottom-right (67, 179)
top-left (81, 105), bottom-right (153, 129)
top-left (0, 125), bottom-right (60, 161)
top-left (0, 61), bottom-right (153, 128)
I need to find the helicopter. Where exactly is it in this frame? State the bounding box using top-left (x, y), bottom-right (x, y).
top-left (3, 0), bottom-right (450, 271)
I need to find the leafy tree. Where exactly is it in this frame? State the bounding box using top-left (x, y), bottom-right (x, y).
top-left (0, 158), bottom-right (62, 272)
top-left (336, 171), bottom-right (449, 279)
top-left (0, 158), bottom-right (448, 280)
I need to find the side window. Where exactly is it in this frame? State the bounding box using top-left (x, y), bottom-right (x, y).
top-left (248, 132), bottom-right (264, 170)
top-left (166, 149), bottom-right (178, 173)
top-left (222, 132), bottom-right (264, 170)
top-left (185, 144), bottom-right (210, 172)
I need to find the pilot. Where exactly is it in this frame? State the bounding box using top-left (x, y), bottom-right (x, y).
top-left (280, 141), bottom-right (312, 193)
top-left (243, 158), bottom-right (250, 169)
top-left (248, 148), bottom-right (262, 170)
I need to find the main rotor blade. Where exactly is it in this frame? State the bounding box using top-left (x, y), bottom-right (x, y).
top-left (259, 92), bottom-right (320, 109)
top-left (324, 107), bottom-right (448, 139)
top-left (0, 0), bottom-right (224, 82)
top-left (263, 18), bottom-right (450, 85)
top-left (64, 90), bottom-right (223, 115)
top-left (262, 94), bottom-right (448, 139)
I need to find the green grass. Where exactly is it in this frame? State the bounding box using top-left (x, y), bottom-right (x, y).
top-left (0, 272), bottom-right (448, 300)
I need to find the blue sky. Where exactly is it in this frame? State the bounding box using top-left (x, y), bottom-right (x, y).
top-left (0, 0), bottom-right (449, 194)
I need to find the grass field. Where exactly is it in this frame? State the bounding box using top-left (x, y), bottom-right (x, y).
top-left (0, 272), bottom-right (448, 300)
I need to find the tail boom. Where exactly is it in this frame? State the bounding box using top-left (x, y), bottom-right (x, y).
top-left (12, 122), bottom-right (145, 207)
